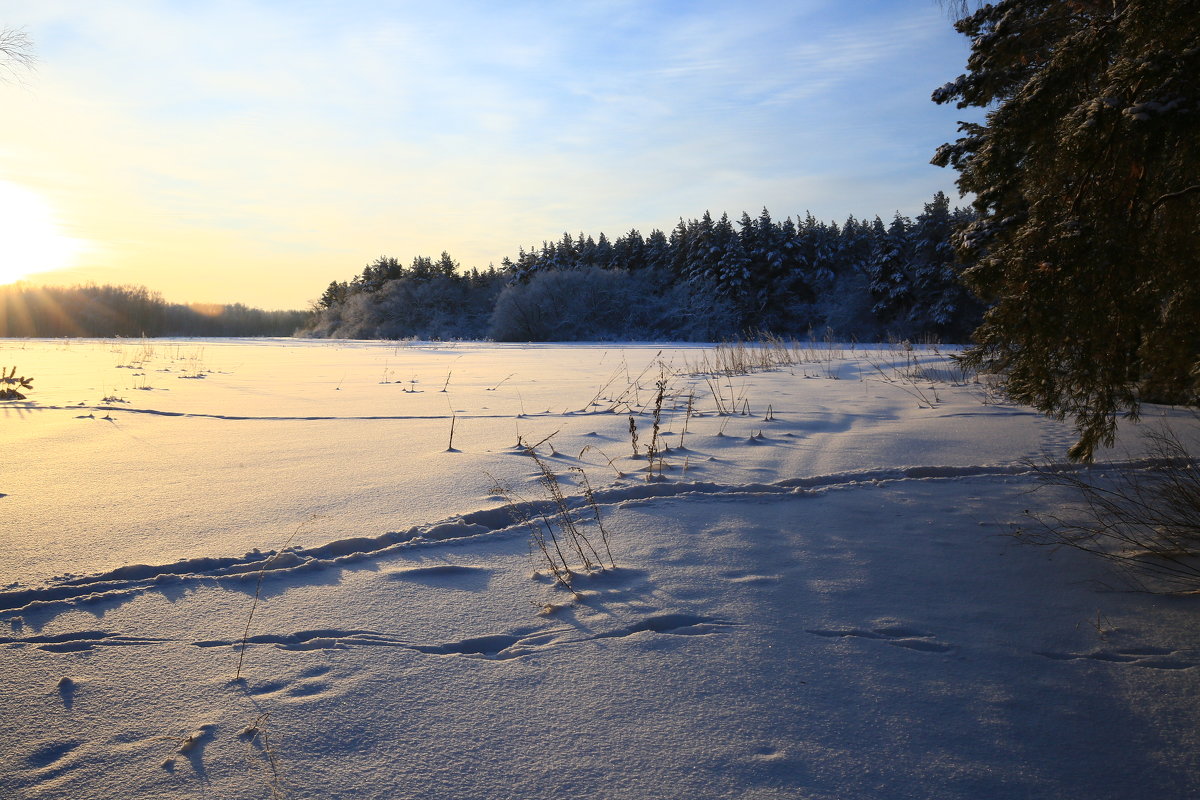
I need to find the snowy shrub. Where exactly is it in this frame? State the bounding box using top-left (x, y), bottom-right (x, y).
top-left (652, 282), bottom-right (741, 341)
top-left (372, 276), bottom-right (489, 340)
top-left (0, 366), bottom-right (33, 400)
top-left (1019, 423), bottom-right (1200, 593)
top-left (308, 276), bottom-right (500, 340)
top-left (487, 267), bottom-right (747, 342)
top-left (325, 291), bottom-right (380, 339)
top-left (488, 268), bottom-right (654, 341)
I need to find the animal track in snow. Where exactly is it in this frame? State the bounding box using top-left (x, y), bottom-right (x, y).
top-left (3, 614), bottom-right (728, 661)
top-left (411, 631), bottom-right (547, 659)
top-left (0, 630), bottom-right (168, 653)
top-left (720, 570), bottom-right (782, 585)
top-left (195, 614), bottom-right (731, 662)
top-left (244, 679), bottom-right (290, 696)
top-left (386, 564), bottom-right (489, 578)
top-left (242, 664), bottom-right (337, 699)
top-left (1, 464), bottom-right (1066, 618)
top-left (5, 463), bottom-right (1128, 620)
top-left (195, 629), bottom-right (400, 651)
top-left (594, 613), bottom-right (727, 639)
top-left (416, 614), bottom-right (730, 659)
top-left (284, 680), bottom-right (332, 698)
top-left (806, 624), bottom-right (954, 653)
top-left (1034, 646), bottom-right (1196, 670)
top-left (384, 564), bottom-right (493, 591)
top-left (23, 739), bottom-right (84, 770)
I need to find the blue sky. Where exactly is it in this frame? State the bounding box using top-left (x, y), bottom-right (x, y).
top-left (0, 1), bottom-right (979, 308)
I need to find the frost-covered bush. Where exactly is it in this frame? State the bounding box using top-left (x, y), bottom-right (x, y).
top-left (489, 268), bottom-right (648, 341)
top-left (487, 267), bottom-right (741, 342)
top-left (306, 275), bottom-right (500, 340)
top-left (651, 281), bottom-right (741, 341)
top-left (373, 276), bottom-right (497, 340)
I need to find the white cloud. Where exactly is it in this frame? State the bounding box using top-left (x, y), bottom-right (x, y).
top-left (1, 0), bottom-right (974, 306)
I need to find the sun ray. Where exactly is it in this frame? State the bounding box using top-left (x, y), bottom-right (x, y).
top-left (0, 284), bottom-right (89, 337)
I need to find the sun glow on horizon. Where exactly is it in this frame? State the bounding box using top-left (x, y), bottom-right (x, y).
top-left (0, 181), bottom-right (89, 285)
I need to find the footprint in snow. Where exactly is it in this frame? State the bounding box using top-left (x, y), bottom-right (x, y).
top-left (806, 624), bottom-right (954, 653)
top-left (299, 664), bottom-right (332, 678)
top-left (1034, 646), bottom-right (1196, 670)
top-left (57, 676), bottom-right (76, 708)
top-left (206, 614), bottom-right (732, 663)
top-left (23, 738), bottom-right (84, 770)
top-left (720, 569), bottom-right (782, 585)
top-left (285, 680), bottom-right (332, 698)
top-left (385, 564), bottom-right (493, 591)
top-left (0, 630), bottom-right (168, 653)
top-left (419, 614), bottom-right (730, 659)
top-left (240, 669), bottom-right (337, 702)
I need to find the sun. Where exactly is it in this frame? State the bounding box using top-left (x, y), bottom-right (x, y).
top-left (0, 180), bottom-right (87, 285)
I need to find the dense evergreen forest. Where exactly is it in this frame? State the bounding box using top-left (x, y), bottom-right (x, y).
top-left (0, 284), bottom-right (308, 337)
top-left (305, 191), bottom-right (983, 342)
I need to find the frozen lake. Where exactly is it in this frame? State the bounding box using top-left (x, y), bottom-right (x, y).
top-left (2, 337), bottom-right (1198, 799)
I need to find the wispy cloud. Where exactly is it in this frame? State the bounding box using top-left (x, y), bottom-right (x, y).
top-left (1, 1), bottom-right (976, 306)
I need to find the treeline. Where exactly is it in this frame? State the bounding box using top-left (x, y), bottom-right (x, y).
top-left (0, 284), bottom-right (309, 337)
top-left (305, 191), bottom-right (983, 342)
top-left (307, 253), bottom-right (506, 339)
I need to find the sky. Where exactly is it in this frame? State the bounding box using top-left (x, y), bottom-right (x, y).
top-left (0, 1), bottom-right (980, 310)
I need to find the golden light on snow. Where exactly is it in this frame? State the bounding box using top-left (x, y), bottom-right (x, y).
top-left (0, 181), bottom-right (87, 284)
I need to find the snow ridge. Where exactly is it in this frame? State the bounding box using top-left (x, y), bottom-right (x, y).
top-left (0, 460), bottom-right (1166, 616)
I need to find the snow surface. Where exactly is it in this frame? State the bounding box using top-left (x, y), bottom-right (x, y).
top-left (2, 337), bottom-right (1198, 799)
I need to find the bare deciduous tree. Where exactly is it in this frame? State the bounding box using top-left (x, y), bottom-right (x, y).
top-left (0, 26), bottom-right (35, 82)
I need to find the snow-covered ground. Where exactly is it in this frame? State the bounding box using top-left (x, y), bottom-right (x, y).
top-left (2, 337), bottom-right (1198, 799)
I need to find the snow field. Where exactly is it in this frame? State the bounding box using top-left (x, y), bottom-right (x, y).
top-left (1, 338), bottom-right (1198, 799)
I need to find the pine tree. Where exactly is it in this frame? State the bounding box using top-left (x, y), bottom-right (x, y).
top-left (318, 280), bottom-right (350, 310)
top-left (907, 191), bottom-right (979, 338)
top-left (684, 211), bottom-right (719, 287)
top-left (353, 256), bottom-right (405, 293)
top-left (612, 229), bottom-right (646, 272)
top-left (714, 213), bottom-right (750, 303)
top-left (577, 235), bottom-right (598, 269)
top-left (409, 255), bottom-right (435, 281)
top-left (594, 232), bottom-right (614, 269)
top-left (933, 0), bottom-right (1200, 460)
top-left (794, 213), bottom-right (836, 302)
top-left (743, 208), bottom-right (789, 320)
top-left (435, 251), bottom-right (459, 278)
top-left (558, 232), bottom-right (577, 269)
top-left (668, 219), bottom-right (691, 279)
top-left (867, 212), bottom-right (914, 326)
top-left (645, 229), bottom-right (671, 273)
top-left (834, 215), bottom-right (875, 283)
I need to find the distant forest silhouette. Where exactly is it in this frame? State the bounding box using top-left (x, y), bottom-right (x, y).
top-left (0, 283), bottom-right (308, 337)
top-left (1, 191), bottom-right (981, 342)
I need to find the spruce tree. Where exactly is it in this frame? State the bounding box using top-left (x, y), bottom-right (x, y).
top-left (907, 191), bottom-right (980, 339)
top-left (933, 0), bottom-right (1200, 460)
top-left (867, 213), bottom-right (913, 328)
top-left (714, 213), bottom-right (751, 305)
top-left (684, 211), bottom-right (719, 287)
top-left (644, 229), bottom-right (671, 274)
